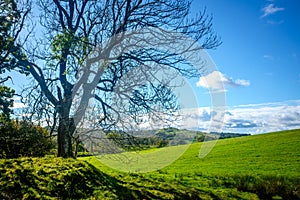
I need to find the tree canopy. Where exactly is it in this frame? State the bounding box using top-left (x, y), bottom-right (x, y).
top-left (0, 85), bottom-right (14, 121)
top-left (0, 0), bottom-right (221, 157)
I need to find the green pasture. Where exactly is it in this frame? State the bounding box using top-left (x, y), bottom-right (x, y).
top-left (1, 129), bottom-right (299, 199)
top-left (83, 129), bottom-right (300, 177)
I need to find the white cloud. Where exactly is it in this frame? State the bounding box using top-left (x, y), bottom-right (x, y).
top-left (224, 100), bottom-right (300, 134)
top-left (235, 79), bottom-right (250, 86)
top-left (196, 71), bottom-right (250, 92)
top-left (109, 100), bottom-right (300, 135)
top-left (12, 102), bottom-right (27, 109)
top-left (178, 100), bottom-right (300, 134)
top-left (261, 4), bottom-right (284, 18)
top-left (11, 97), bottom-right (27, 109)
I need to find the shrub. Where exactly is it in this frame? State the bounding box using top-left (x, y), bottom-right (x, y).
top-left (0, 120), bottom-right (54, 158)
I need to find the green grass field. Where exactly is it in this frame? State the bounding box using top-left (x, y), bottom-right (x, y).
top-left (83, 129), bottom-right (300, 176)
top-left (1, 129), bottom-right (300, 199)
top-left (164, 128), bottom-right (300, 176)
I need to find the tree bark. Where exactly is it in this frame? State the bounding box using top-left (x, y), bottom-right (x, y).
top-left (57, 118), bottom-right (73, 157)
top-left (57, 98), bottom-right (74, 158)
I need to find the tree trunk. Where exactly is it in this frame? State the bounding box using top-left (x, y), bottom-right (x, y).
top-left (57, 98), bottom-right (74, 158)
top-left (74, 136), bottom-right (80, 159)
top-left (57, 117), bottom-right (73, 158)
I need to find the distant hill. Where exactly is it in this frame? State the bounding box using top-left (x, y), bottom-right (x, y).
top-left (103, 127), bottom-right (251, 151)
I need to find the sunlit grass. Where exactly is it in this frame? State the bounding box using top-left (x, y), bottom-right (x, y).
top-left (163, 129), bottom-right (300, 176)
top-left (80, 129), bottom-right (300, 199)
top-left (1, 129), bottom-right (299, 199)
top-left (82, 129), bottom-right (300, 177)
top-left (94, 143), bottom-right (190, 173)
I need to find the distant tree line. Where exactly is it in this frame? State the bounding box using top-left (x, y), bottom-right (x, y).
top-left (104, 127), bottom-right (251, 152)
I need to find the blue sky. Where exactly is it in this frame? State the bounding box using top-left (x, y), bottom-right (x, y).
top-left (8, 0), bottom-right (300, 134)
top-left (185, 0), bottom-right (300, 133)
top-left (192, 0), bottom-right (300, 106)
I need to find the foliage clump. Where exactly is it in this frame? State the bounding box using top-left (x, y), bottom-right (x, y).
top-left (0, 85), bottom-right (14, 122)
top-left (0, 120), bottom-right (54, 158)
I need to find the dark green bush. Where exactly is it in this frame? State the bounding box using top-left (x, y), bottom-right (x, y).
top-left (0, 120), bottom-right (54, 158)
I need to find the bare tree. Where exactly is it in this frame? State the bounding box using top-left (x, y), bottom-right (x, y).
top-left (2, 0), bottom-right (220, 157)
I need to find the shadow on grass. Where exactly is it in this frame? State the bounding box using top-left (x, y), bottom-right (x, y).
top-left (0, 158), bottom-right (99, 199)
top-left (0, 157), bottom-right (203, 199)
top-left (85, 162), bottom-right (206, 199)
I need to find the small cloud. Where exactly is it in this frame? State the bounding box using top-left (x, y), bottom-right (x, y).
top-left (199, 110), bottom-right (212, 121)
top-left (261, 4), bottom-right (284, 18)
top-left (226, 119), bottom-right (258, 129)
top-left (12, 102), bottom-right (27, 109)
top-left (263, 55), bottom-right (274, 60)
top-left (267, 20), bottom-right (284, 25)
top-left (11, 97), bottom-right (27, 109)
top-left (196, 71), bottom-right (250, 92)
top-left (235, 79), bottom-right (250, 86)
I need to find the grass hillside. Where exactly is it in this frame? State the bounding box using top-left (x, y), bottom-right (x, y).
top-left (1, 129), bottom-right (299, 199)
top-left (164, 128), bottom-right (300, 176)
top-left (86, 129), bottom-right (300, 176)
top-left (82, 129), bottom-right (300, 199)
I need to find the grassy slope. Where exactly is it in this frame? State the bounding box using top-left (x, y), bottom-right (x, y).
top-left (86, 129), bottom-right (300, 176)
top-left (82, 129), bottom-right (300, 199)
top-left (163, 128), bottom-right (300, 176)
top-left (1, 129), bottom-right (299, 199)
